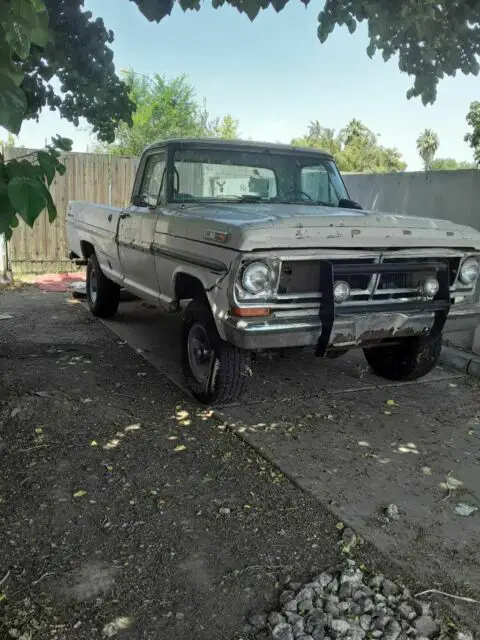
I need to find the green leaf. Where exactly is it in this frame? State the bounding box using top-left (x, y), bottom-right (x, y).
top-left (39, 181), bottom-right (57, 222)
top-left (6, 70), bottom-right (25, 87)
top-left (51, 135), bottom-right (73, 152)
top-left (134, 0), bottom-right (174, 21)
top-left (0, 74), bottom-right (27, 133)
top-left (0, 181), bottom-right (19, 239)
top-left (270, 0), bottom-right (288, 11)
top-left (0, 184), bottom-right (15, 234)
top-left (12, 0), bottom-right (38, 27)
top-left (0, 182), bottom-right (10, 210)
top-left (5, 159), bottom-right (38, 180)
top-left (56, 161), bottom-right (66, 176)
top-left (37, 150), bottom-right (56, 185)
top-left (30, 10), bottom-right (49, 47)
top-left (241, 0), bottom-right (261, 20)
top-left (347, 18), bottom-right (356, 34)
top-left (7, 176), bottom-right (47, 226)
top-left (5, 14), bottom-right (32, 60)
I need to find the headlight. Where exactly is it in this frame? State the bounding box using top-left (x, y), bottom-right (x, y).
top-left (459, 257), bottom-right (480, 285)
top-left (241, 262), bottom-right (272, 295)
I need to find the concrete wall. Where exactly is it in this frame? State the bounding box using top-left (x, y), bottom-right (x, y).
top-left (343, 170), bottom-right (480, 351)
top-left (343, 170), bottom-right (480, 232)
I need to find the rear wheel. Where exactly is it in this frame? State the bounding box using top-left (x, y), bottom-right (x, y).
top-left (363, 332), bottom-right (442, 381)
top-left (182, 299), bottom-right (252, 405)
top-left (86, 254), bottom-right (120, 318)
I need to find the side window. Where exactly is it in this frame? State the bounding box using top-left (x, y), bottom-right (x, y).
top-left (140, 154), bottom-right (166, 206)
top-left (300, 165), bottom-right (332, 203)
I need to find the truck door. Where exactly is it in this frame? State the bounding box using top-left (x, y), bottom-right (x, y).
top-left (117, 152), bottom-right (166, 304)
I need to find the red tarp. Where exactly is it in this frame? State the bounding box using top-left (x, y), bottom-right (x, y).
top-left (33, 273), bottom-right (85, 292)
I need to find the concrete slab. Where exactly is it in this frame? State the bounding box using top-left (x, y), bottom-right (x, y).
top-left (217, 383), bottom-right (480, 596)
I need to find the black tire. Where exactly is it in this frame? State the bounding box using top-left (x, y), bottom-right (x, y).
top-left (364, 332), bottom-right (442, 381)
top-left (182, 299), bottom-right (252, 405)
top-left (86, 254), bottom-right (120, 319)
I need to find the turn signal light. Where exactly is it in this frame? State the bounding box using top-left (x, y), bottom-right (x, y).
top-left (231, 307), bottom-right (271, 318)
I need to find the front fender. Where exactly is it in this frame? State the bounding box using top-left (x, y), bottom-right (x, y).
top-left (172, 265), bottom-right (232, 341)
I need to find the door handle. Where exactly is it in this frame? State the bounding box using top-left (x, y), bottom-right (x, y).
top-left (120, 212), bottom-right (131, 220)
top-left (108, 213), bottom-right (112, 222)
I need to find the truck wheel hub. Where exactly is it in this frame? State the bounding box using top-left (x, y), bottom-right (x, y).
top-left (188, 324), bottom-right (212, 382)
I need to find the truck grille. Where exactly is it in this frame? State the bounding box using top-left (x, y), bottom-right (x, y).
top-left (277, 256), bottom-right (461, 303)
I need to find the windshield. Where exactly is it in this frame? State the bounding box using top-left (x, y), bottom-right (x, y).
top-left (171, 147), bottom-right (348, 206)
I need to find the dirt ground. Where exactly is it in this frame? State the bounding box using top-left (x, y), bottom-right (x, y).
top-left (0, 289), bottom-right (393, 640)
top-left (0, 289), bottom-right (479, 639)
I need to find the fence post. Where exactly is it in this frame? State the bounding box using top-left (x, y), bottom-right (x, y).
top-left (0, 235), bottom-right (8, 283)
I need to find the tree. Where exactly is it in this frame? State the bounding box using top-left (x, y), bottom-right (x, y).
top-left (430, 158), bottom-right (475, 171)
top-left (292, 119), bottom-right (406, 173)
top-left (1, 134), bottom-right (16, 150)
top-left (0, 0), bottom-right (134, 239)
top-left (416, 129), bottom-right (439, 170)
top-left (131, 0), bottom-right (480, 106)
top-left (104, 71), bottom-right (205, 157)
top-left (208, 114), bottom-right (240, 140)
top-left (102, 72), bottom-right (241, 156)
top-left (465, 101), bottom-right (480, 166)
top-left (339, 119), bottom-right (375, 148)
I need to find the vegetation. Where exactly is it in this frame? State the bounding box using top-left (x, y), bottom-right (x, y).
top-left (416, 129), bottom-right (439, 171)
top-left (465, 101), bottom-right (480, 166)
top-left (101, 71), bottom-right (240, 157)
top-left (430, 158), bottom-right (475, 171)
top-left (132, 0), bottom-right (480, 106)
top-left (291, 119), bottom-right (406, 173)
top-left (207, 114), bottom-right (240, 140)
top-left (0, 0), bottom-right (134, 239)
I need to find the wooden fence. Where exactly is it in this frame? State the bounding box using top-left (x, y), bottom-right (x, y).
top-left (5, 149), bottom-right (140, 274)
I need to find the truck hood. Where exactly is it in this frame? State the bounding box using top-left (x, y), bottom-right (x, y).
top-left (176, 202), bottom-right (480, 251)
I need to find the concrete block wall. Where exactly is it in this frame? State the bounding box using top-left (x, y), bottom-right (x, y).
top-left (343, 170), bottom-right (480, 231)
top-left (342, 170), bottom-right (480, 353)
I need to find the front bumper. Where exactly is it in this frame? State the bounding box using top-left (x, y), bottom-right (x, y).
top-left (223, 304), bottom-right (480, 352)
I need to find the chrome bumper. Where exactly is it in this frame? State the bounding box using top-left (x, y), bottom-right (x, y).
top-left (223, 304), bottom-right (480, 351)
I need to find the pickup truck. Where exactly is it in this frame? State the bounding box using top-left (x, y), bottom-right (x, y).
top-left (67, 138), bottom-right (480, 405)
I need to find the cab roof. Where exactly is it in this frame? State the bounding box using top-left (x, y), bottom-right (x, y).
top-left (143, 137), bottom-right (334, 161)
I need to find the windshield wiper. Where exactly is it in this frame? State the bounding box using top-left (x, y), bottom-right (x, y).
top-left (209, 194), bottom-right (264, 203)
top-left (269, 197), bottom-right (335, 207)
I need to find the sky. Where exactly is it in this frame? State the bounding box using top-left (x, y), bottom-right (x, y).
top-left (4, 0), bottom-right (480, 170)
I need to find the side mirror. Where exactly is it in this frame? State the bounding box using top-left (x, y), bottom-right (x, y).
top-left (132, 194), bottom-right (148, 208)
top-left (338, 198), bottom-right (363, 211)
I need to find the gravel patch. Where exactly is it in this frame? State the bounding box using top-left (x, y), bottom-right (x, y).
top-left (245, 558), bottom-right (474, 640)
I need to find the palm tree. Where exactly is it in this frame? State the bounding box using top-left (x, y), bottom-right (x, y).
top-left (339, 119), bottom-right (375, 147)
top-left (416, 129), bottom-right (439, 170)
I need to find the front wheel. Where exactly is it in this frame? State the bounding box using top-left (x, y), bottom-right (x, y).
top-left (182, 299), bottom-right (252, 405)
top-left (363, 332), bottom-right (442, 381)
top-left (86, 254), bottom-right (120, 319)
